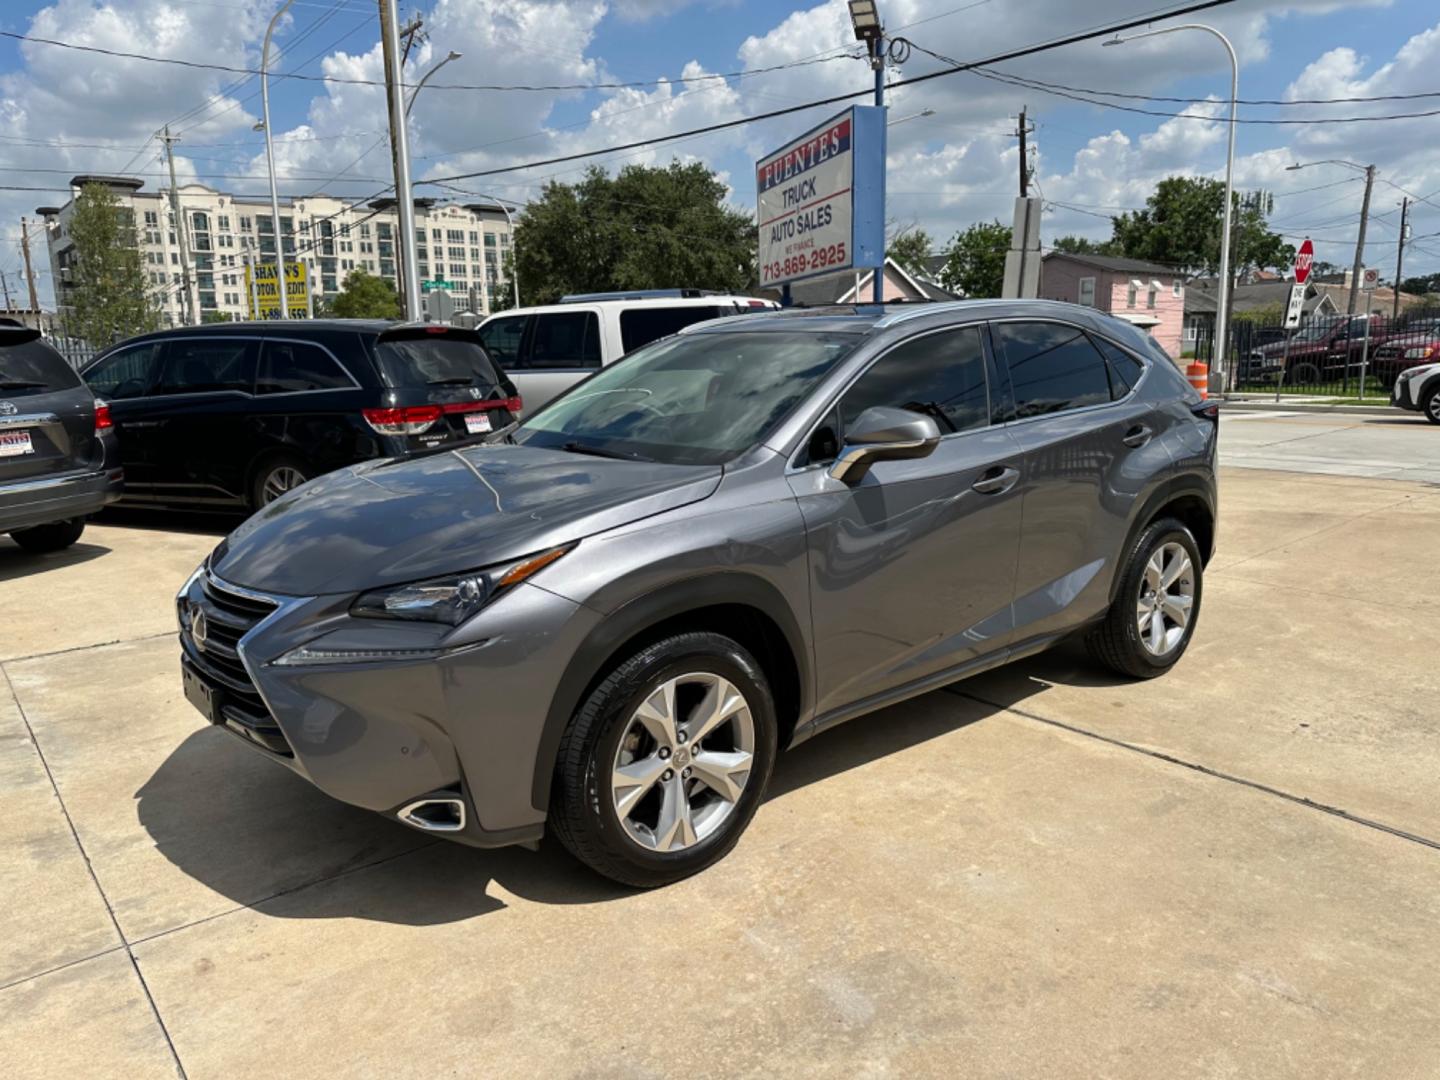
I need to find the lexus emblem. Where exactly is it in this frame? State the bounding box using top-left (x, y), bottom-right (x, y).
top-left (0, 401), bottom-right (17, 416)
top-left (189, 607), bottom-right (208, 650)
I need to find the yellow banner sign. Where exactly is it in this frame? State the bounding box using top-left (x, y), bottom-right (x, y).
top-left (244, 262), bottom-right (309, 317)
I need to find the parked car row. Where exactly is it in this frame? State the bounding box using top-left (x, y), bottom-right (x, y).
top-left (1240, 313), bottom-right (1440, 386)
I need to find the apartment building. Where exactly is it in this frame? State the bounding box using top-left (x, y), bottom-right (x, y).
top-left (36, 176), bottom-right (515, 325)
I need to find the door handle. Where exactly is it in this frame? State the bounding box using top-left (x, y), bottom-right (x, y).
top-left (1122, 424), bottom-right (1153, 448)
top-left (972, 466), bottom-right (1020, 495)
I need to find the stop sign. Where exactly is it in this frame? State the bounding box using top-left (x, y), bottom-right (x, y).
top-left (1294, 238), bottom-right (1314, 285)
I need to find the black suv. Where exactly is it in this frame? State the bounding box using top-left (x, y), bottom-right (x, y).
top-left (81, 320), bottom-right (520, 511)
top-left (1, 320), bottom-right (122, 553)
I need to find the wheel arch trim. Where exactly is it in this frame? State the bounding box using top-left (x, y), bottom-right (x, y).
top-left (529, 572), bottom-right (811, 813)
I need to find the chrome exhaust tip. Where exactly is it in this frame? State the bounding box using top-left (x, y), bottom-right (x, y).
top-left (397, 797), bottom-right (466, 833)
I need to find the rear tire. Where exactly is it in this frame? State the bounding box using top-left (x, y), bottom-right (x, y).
top-left (9, 518), bottom-right (85, 554)
top-left (1289, 362), bottom-right (1320, 385)
top-left (250, 456), bottom-right (311, 509)
top-left (1088, 518), bottom-right (1203, 679)
top-left (550, 632), bottom-right (778, 888)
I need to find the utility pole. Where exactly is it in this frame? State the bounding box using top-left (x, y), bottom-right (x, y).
top-left (379, 0), bottom-right (423, 321)
top-left (1392, 196), bottom-right (1409, 322)
top-left (1016, 106), bottom-right (1034, 197)
top-left (159, 126), bottom-right (196, 325)
top-left (1347, 163), bottom-right (1375, 316)
top-left (20, 217), bottom-right (40, 312)
top-left (0, 270), bottom-right (13, 311)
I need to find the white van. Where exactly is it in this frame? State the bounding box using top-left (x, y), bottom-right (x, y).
top-left (476, 290), bottom-right (778, 413)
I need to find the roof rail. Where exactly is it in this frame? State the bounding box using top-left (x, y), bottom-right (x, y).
top-left (558, 288), bottom-right (725, 302)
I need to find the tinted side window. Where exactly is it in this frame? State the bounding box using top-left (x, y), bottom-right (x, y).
top-left (155, 339), bottom-right (256, 395)
top-left (993, 322), bottom-right (1112, 419)
top-left (256, 341), bottom-right (352, 394)
top-left (527, 312), bottom-right (601, 370)
top-left (839, 326), bottom-right (989, 435)
top-left (84, 342), bottom-right (163, 399)
top-left (619, 306), bottom-right (730, 354)
top-left (1091, 335), bottom-right (1146, 397)
top-left (478, 315), bottom-right (529, 367)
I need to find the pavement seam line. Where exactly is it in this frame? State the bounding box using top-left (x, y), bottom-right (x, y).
top-left (0, 663), bottom-right (190, 1080)
top-left (0, 943), bottom-right (130, 996)
top-left (949, 687), bottom-right (1440, 854)
top-left (3, 629), bottom-right (177, 665)
top-left (1204, 571), bottom-right (1421, 612)
top-left (126, 838), bottom-right (442, 951)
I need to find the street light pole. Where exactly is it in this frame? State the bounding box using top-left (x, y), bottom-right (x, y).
top-left (848, 0), bottom-right (887, 304)
top-left (261, 0), bottom-right (295, 318)
top-left (1105, 24), bottom-right (1236, 384)
top-left (406, 50), bottom-right (462, 117)
top-left (380, 0), bottom-right (423, 321)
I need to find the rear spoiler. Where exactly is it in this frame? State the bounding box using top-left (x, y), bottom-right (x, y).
top-left (375, 322), bottom-right (484, 344)
top-left (0, 320), bottom-right (42, 345)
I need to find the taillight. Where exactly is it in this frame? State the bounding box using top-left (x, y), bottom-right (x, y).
top-left (1190, 400), bottom-right (1222, 421)
top-left (362, 405), bottom-right (441, 435)
top-left (94, 402), bottom-right (113, 433)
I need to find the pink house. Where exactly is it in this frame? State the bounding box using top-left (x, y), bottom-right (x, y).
top-left (1040, 253), bottom-right (1186, 361)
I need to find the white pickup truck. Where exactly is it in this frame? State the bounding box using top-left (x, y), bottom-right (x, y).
top-left (477, 290), bottom-right (778, 413)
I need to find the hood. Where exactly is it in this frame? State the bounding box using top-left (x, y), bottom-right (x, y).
top-left (210, 444), bottom-right (721, 595)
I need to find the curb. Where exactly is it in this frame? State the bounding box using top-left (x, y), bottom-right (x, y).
top-left (1220, 400), bottom-right (1405, 417)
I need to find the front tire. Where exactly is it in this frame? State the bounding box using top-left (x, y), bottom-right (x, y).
top-left (1088, 518), bottom-right (1203, 679)
top-left (550, 632), bottom-right (778, 888)
top-left (9, 518), bottom-right (85, 554)
top-left (1423, 385), bottom-right (1440, 425)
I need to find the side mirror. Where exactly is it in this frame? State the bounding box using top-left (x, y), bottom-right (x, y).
top-left (827, 406), bottom-right (942, 484)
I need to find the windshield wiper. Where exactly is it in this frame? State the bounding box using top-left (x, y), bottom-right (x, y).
top-left (561, 440), bottom-right (652, 462)
top-left (0, 380), bottom-right (47, 390)
top-left (426, 377), bottom-right (477, 386)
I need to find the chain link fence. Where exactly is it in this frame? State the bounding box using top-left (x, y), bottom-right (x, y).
top-left (1191, 303), bottom-right (1440, 398)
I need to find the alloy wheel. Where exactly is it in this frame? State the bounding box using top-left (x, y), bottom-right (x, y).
top-left (610, 672), bottom-right (755, 852)
top-left (1428, 392), bottom-right (1440, 422)
top-left (1136, 541), bottom-right (1195, 656)
top-left (261, 466), bottom-right (307, 504)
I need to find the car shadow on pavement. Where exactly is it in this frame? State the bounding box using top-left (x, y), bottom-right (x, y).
top-left (97, 506), bottom-right (235, 536)
top-left (135, 642), bottom-right (1117, 928)
top-left (0, 539), bottom-right (109, 581)
top-left (136, 728), bottom-right (634, 926)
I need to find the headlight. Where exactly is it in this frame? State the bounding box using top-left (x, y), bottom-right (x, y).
top-left (1403, 346), bottom-right (1437, 360)
top-left (350, 545), bottom-right (571, 625)
top-left (1397, 367), bottom-right (1425, 382)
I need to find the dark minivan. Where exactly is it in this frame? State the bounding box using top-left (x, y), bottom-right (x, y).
top-left (1, 320), bottom-right (122, 553)
top-left (82, 320), bottom-right (519, 510)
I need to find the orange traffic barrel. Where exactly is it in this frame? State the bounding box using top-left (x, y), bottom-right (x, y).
top-left (1186, 361), bottom-right (1209, 400)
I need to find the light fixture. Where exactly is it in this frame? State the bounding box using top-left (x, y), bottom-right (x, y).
top-left (252, 121), bottom-right (265, 132)
top-left (848, 0), bottom-right (881, 41)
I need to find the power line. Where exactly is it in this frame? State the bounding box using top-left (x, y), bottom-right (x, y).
top-left (420, 0), bottom-right (1249, 185)
top-left (979, 68), bottom-right (1440, 107)
top-left (0, 29), bottom-right (857, 94)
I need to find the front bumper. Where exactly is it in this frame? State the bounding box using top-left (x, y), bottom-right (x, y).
top-left (177, 568), bottom-right (602, 848)
top-left (1393, 379), bottom-right (1420, 412)
top-left (0, 464), bottom-right (123, 533)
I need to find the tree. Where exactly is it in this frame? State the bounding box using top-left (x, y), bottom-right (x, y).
top-left (1109, 177), bottom-right (1294, 277)
top-left (1053, 234), bottom-right (1120, 257)
top-left (514, 162), bottom-right (756, 303)
top-left (886, 225), bottom-right (934, 276)
top-left (328, 269), bottom-right (401, 319)
top-left (1400, 272), bottom-right (1440, 297)
top-left (66, 182), bottom-right (159, 348)
top-left (938, 220), bottom-right (1010, 298)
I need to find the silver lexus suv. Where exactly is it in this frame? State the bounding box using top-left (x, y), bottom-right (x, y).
top-left (178, 301), bottom-right (1218, 886)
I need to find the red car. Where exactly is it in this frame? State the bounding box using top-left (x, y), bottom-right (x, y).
top-left (1369, 319), bottom-right (1440, 387)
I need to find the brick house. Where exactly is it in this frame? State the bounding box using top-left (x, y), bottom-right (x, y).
top-left (1040, 253), bottom-right (1186, 359)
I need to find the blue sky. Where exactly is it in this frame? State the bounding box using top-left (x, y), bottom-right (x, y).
top-left (3, 0), bottom-right (1440, 305)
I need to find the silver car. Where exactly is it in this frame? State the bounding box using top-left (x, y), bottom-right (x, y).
top-left (177, 301), bottom-right (1218, 886)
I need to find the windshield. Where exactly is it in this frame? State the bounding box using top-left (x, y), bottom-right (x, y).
top-left (514, 330), bottom-right (858, 465)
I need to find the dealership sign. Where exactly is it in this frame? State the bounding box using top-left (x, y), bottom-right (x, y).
top-left (756, 106), bottom-right (886, 290)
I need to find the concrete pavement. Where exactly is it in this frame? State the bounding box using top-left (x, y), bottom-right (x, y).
top-left (4, 469), bottom-right (1440, 1078)
top-left (1218, 409), bottom-right (1440, 483)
